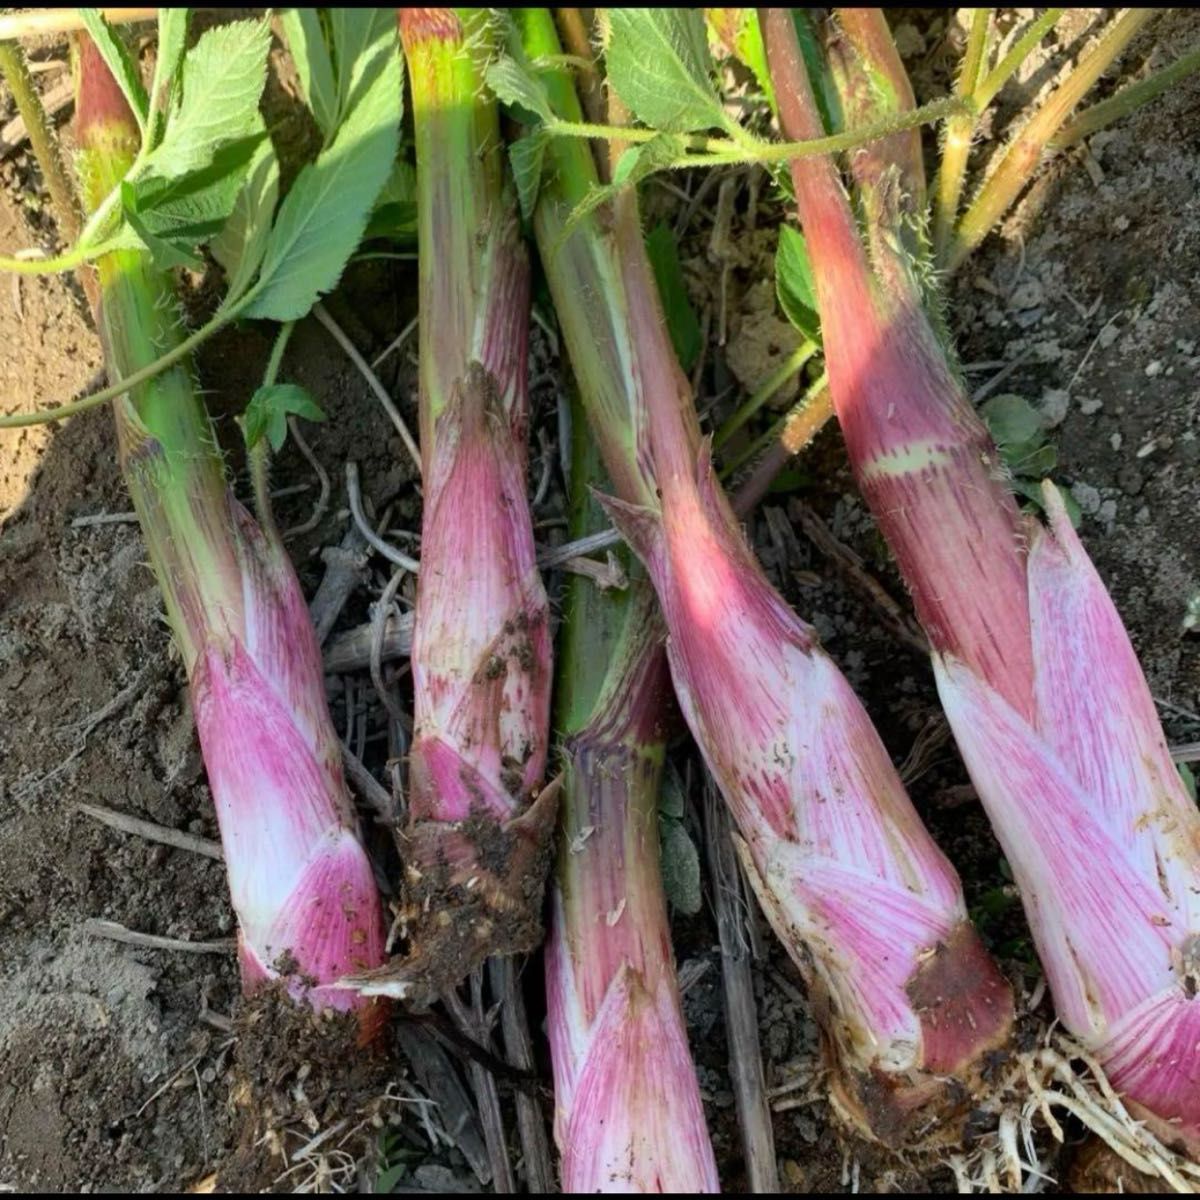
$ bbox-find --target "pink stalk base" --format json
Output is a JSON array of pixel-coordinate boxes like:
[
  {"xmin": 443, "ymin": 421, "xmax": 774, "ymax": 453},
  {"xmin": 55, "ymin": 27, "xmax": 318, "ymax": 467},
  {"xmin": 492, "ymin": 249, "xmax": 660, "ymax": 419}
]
[
  {"xmin": 191, "ymin": 505, "xmax": 386, "ymax": 1018},
  {"xmin": 602, "ymin": 446, "xmax": 1012, "ymax": 1142}
]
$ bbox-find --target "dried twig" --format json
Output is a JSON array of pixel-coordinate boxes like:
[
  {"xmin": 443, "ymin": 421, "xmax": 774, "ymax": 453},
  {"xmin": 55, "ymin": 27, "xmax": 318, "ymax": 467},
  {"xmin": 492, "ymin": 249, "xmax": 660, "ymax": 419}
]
[
  {"xmin": 323, "ymin": 612, "xmax": 413, "ymax": 674},
  {"xmin": 313, "ymin": 303, "xmax": 421, "ymax": 474},
  {"xmin": 0, "ymin": 7, "xmax": 156, "ymax": 41},
  {"xmin": 443, "ymin": 978, "xmax": 515, "ymax": 1194},
  {"xmin": 308, "ymin": 521, "xmax": 370, "ymax": 646},
  {"xmin": 490, "ymin": 957, "xmax": 555, "ymax": 1193},
  {"xmin": 84, "ymin": 919, "xmax": 234, "ymax": 955},
  {"xmin": 704, "ymin": 785, "xmax": 780, "ymax": 1194},
  {"xmin": 283, "ymin": 417, "xmax": 331, "ymax": 539},
  {"xmin": 77, "ymin": 802, "xmax": 222, "ymax": 860},
  {"xmin": 339, "ymin": 743, "xmax": 395, "ymax": 826},
  {"xmin": 346, "ymin": 462, "xmax": 420, "ymax": 573}
]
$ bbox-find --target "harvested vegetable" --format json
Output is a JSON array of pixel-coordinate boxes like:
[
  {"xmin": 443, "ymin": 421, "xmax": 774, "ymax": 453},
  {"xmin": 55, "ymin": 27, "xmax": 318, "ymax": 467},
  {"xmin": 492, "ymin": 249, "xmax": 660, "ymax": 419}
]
[
  {"xmin": 763, "ymin": 6, "xmax": 1200, "ymax": 1153},
  {"xmin": 74, "ymin": 30, "xmax": 386, "ymax": 1026},
  {"xmin": 349, "ymin": 8, "xmax": 554, "ymax": 1001}
]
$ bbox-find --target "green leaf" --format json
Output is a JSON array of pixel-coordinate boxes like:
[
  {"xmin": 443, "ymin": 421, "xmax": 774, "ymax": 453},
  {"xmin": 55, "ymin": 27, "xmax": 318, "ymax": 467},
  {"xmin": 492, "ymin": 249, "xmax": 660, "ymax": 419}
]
[
  {"xmin": 146, "ymin": 19, "xmax": 272, "ymax": 181},
  {"xmin": 120, "ymin": 180, "xmax": 203, "ymax": 269},
  {"xmin": 659, "ymin": 818, "xmax": 701, "ymax": 915},
  {"xmin": 645, "ymin": 222, "xmax": 701, "ymax": 372},
  {"xmin": 242, "ymin": 17, "xmax": 403, "ymax": 321},
  {"xmin": 363, "ymin": 158, "xmax": 416, "ymax": 241},
  {"xmin": 1005, "ymin": 439, "xmax": 1057, "ymax": 478},
  {"xmin": 485, "ymin": 55, "xmax": 555, "ymax": 124},
  {"xmin": 211, "ymin": 137, "xmax": 280, "ymax": 299},
  {"xmin": 776, "ymin": 224, "xmax": 820, "ymax": 341},
  {"xmin": 79, "ymin": 9, "xmax": 149, "ymax": 133},
  {"xmin": 242, "ymin": 383, "xmax": 325, "ymax": 452},
  {"xmin": 659, "ymin": 762, "xmax": 686, "ymax": 821},
  {"xmin": 329, "ymin": 10, "xmax": 391, "ymax": 119},
  {"xmin": 121, "ymin": 134, "xmax": 262, "ymax": 267},
  {"xmin": 148, "ymin": 8, "xmax": 189, "ymax": 143},
  {"xmin": 605, "ymin": 9, "xmax": 726, "ymax": 133},
  {"xmin": 981, "ymin": 393, "xmax": 1042, "ymax": 449},
  {"xmin": 1180, "ymin": 762, "xmax": 1197, "ymax": 805},
  {"xmin": 564, "ymin": 133, "xmax": 688, "ymax": 236},
  {"xmin": 510, "ymin": 132, "xmax": 547, "ymax": 222},
  {"xmin": 280, "ymin": 8, "xmax": 339, "ymax": 138}
]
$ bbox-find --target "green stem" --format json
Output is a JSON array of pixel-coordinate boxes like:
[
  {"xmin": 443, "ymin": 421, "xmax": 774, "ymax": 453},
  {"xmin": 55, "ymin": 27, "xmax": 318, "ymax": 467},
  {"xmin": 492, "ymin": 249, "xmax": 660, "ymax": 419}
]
[
  {"xmin": 974, "ymin": 8, "xmax": 1066, "ymax": 110},
  {"xmin": 0, "ymin": 39, "xmax": 83, "ymax": 244},
  {"xmin": 0, "ymin": 240, "xmax": 118, "ymax": 274},
  {"xmin": 247, "ymin": 321, "xmax": 295, "ymax": 534},
  {"xmin": 932, "ymin": 8, "xmax": 992, "ymax": 260},
  {"xmin": 0, "ymin": 302, "xmax": 237, "ymax": 428},
  {"xmin": 720, "ymin": 371, "xmax": 829, "ymax": 478},
  {"xmin": 947, "ymin": 8, "xmax": 1156, "ymax": 272},
  {"xmin": 1050, "ymin": 45, "xmax": 1200, "ymax": 149},
  {"xmin": 714, "ymin": 340, "xmax": 816, "ymax": 449},
  {"xmin": 548, "ymin": 94, "xmax": 969, "ymax": 167}
]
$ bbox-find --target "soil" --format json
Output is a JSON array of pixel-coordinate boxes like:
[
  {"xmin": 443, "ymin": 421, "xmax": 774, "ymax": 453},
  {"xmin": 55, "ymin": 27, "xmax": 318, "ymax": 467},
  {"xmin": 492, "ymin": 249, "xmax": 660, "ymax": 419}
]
[{"xmin": 2, "ymin": 9, "xmax": 1199, "ymax": 1194}]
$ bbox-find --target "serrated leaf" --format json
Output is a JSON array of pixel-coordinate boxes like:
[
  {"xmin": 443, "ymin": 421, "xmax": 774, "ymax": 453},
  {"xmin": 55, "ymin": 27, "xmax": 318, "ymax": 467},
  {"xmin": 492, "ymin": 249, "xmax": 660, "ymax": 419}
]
[
  {"xmin": 242, "ymin": 18, "xmax": 403, "ymax": 322},
  {"xmin": 280, "ymin": 8, "xmax": 339, "ymax": 138},
  {"xmin": 645, "ymin": 222, "xmax": 701, "ymax": 372},
  {"xmin": 605, "ymin": 9, "xmax": 726, "ymax": 133},
  {"xmin": 563, "ymin": 133, "xmax": 688, "ymax": 237},
  {"xmin": 121, "ymin": 134, "xmax": 261, "ymax": 266},
  {"xmin": 243, "ymin": 383, "xmax": 325, "ymax": 452},
  {"xmin": 485, "ymin": 56, "xmax": 555, "ymax": 124},
  {"xmin": 79, "ymin": 9, "xmax": 149, "ymax": 133},
  {"xmin": 659, "ymin": 818, "xmax": 702, "ymax": 915},
  {"xmin": 148, "ymin": 8, "xmax": 189, "ymax": 143},
  {"xmin": 776, "ymin": 224, "xmax": 820, "ymax": 341},
  {"xmin": 510, "ymin": 133, "xmax": 547, "ymax": 222},
  {"xmin": 120, "ymin": 180, "xmax": 204, "ymax": 269},
  {"xmin": 330, "ymin": 10, "xmax": 394, "ymax": 123},
  {"xmin": 146, "ymin": 19, "xmax": 272, "ymax": 181},
  {"xmin": 211, "ymin": 137, "xmax": 280, "ymax": 298}
]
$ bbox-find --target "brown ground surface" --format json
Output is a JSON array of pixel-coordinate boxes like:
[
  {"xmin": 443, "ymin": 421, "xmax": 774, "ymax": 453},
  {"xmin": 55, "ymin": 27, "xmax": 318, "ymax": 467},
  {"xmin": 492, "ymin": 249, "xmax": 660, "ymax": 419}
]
[{"xmin": 1, "ymin": 9, "xmax": 1198, "ymax": 1193}]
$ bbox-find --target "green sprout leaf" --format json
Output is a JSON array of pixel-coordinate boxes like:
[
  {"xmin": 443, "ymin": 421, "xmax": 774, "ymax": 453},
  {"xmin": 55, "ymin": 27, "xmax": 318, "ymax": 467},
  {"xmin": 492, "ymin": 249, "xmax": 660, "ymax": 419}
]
[
  {"xmin": 243, "ymin": 12, "xmax": 403, "ymax": 322},
  {"xmin": 776, "ymin": 224, "xmax": 821, "ymax": 342},
  {"xmin": 509, "ymin": 132, "xmax": 548, "ymax": 222},
  {"xmin": 982, "ymin": 393, "xmax": 1042, "ymax": 448},
  {"xmin": 280, "ymin": 7, "xmax": 339, "ymax": 139},
  {"xmin": 242, "ymin": 383, "xmax": 325, "ymax": 452},
  {"xmin": 605, "ymin": 8, "xmax": 727, "ymax": 133},
  {"xmin": 211, "ymin": 138, "xmax": 280, "ymax": 300},
  {"xmin": 364, "ymin": 158, "xmax": 417, "ymax": 242},
  {"xmin": 148, "ymin": 8, "xmax": 189, "ymax": 143},
  {"xmin": 121, "ymin": 135, "xmax": 263, "ymax": 270},
  {"xmin": 485, "ymin": 55, "xmax": 555, "ymax": 124},
  {"xmin": 145, "ymin": 19, "xmax": 272, "ymax": 181},
  {"xmin": 79, "ymin": 9, "xmax": 149, "ymax": 134},
  {"xmin": 645, "ymin": 222, "xmax": 701, "ymax": 372}
]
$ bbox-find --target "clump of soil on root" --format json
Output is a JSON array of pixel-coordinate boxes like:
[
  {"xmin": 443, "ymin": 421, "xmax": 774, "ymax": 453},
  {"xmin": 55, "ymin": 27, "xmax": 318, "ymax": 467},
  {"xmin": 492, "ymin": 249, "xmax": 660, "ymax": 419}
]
[{"xmin": 218, "ymin": 987, "xmax": 395, "ymax": 1193}]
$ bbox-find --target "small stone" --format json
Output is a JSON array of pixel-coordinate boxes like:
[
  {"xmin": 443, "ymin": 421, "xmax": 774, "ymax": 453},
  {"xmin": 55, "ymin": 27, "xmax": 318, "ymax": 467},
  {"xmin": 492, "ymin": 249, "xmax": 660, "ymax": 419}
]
[
  {"xmin": 1145, "ymin": 360, "xmax": 1164, "ymax": 377},
  {"xmin": 1098, "ymin": 323, "xmax": 1120, "ymax": 349},
  {"xmin": 1071, "ymin": 482, "xmax": 1102, "ymax": 516},
  {"xmin": 1010, "ymin": 280, "xmax": 1045, "ymax": 310},
  {"xmin": 1109, "ymin": 432, "xmax": 1123, "ymax": 452},
  {"xmin": 1176, "ymin": 339, "xmax": 1196, "ymax": 355},
  {"xmin": 1135, "ymin": 506, "xmax": 1150, "ymax": 524},
  {"xmin": 1113, "ymin": 214, "xmax": 1131, "ymax": 232},
  {"xmin": 1039, "ymin": 388, "xmax": 1070, "ymax": 428},
  {"xmin": 1099, "ymin": 499, "xmax": 1118, "ymax": 527},
  {"xmin": 1079, "ymin": 397, "xmax": 1103, "ymax": 415}
]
